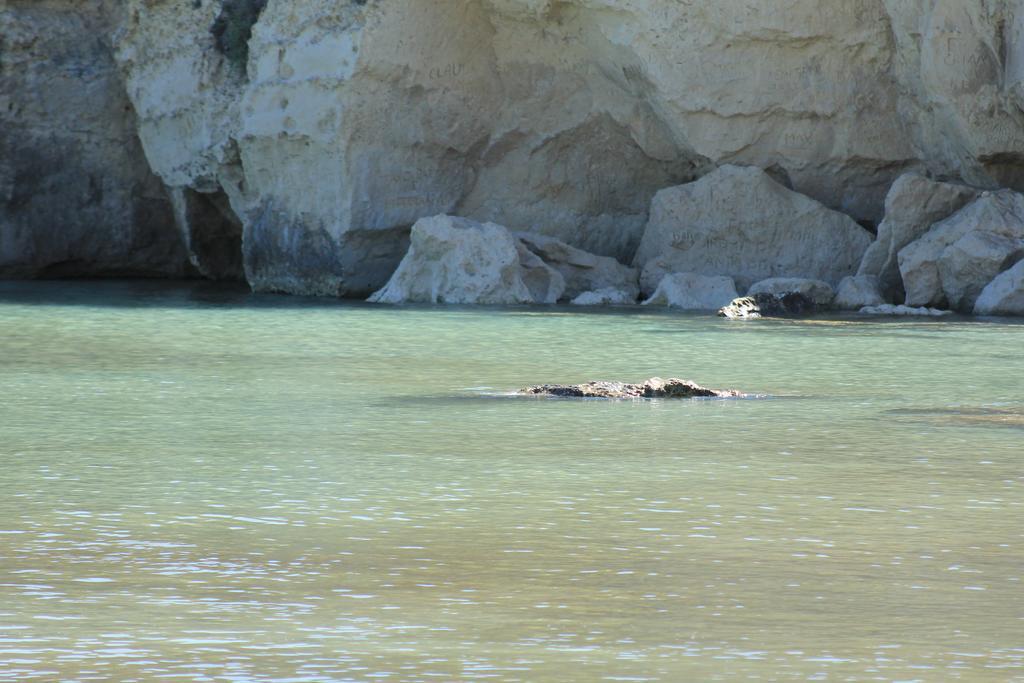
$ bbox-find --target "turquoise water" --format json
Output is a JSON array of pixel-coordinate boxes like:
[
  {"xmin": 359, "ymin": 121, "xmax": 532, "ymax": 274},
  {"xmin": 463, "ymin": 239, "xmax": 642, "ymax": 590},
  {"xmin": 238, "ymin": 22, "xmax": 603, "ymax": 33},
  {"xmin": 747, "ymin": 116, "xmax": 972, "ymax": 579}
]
[{"xmin": 0, "ymin": 281, "xmax": 1022, "ymax": 682}]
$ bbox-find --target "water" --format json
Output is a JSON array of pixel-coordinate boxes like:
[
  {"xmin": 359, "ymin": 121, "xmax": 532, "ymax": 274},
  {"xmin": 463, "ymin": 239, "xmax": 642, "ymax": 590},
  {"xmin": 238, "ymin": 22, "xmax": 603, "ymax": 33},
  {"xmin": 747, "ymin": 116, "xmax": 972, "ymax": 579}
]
[{"xmin": 0, "ymin": 281, "xmax": 1022, "ymax": 682}]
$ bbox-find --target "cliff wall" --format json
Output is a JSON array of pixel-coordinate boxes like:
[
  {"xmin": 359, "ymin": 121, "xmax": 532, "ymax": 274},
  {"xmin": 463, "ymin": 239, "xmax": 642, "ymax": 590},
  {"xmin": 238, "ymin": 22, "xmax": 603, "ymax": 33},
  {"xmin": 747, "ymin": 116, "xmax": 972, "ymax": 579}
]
[{"xmin": 3, "ymin": 0, "xmax": 1023, "ymax": 295}]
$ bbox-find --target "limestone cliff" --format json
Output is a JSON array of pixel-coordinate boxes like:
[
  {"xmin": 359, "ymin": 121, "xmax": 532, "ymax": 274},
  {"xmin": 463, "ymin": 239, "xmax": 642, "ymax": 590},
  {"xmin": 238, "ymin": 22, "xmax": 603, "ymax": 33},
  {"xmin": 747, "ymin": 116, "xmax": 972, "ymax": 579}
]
[{"xmin": 3, "ymin": 0, "xmax": 1024, "ymax": 296}]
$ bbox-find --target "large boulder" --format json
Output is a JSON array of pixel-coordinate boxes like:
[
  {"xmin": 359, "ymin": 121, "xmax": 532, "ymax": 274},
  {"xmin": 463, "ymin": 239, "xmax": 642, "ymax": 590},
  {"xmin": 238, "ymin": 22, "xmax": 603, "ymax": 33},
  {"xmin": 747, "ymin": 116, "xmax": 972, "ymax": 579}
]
[
  {"xmin": 747, "ymin": 278, "xmax": 835, "ymax": 306},
  {"xmin": 834, "ymin": 275, "xmax": 885, "ymax": 310},
  {"xmin": 633, "ymin": 166, "xmax": 873, "ymax": 292},
  {"xmin": 571, "ymin": 288, "xmax": 637, "ymax": 306},
  {"xmin": 516, "ymin": 233, "xmax": 639, "ymax": 302},
  {"xmin": 641, "ymin": 273, "xmax": 739, "ymax": 311},
  {"xmin": 974, "ymin": 260, "xmax": 1024, "ymax": 316},
  {"xmin": 369, "ymin": 215, "xmax": 563, "ymax": 304},
  {"xmin": 857, "ymin": 174, "xmax": 979, "ymax": 302},
  {"xmin": 899, "ymin": 191, "xmax": 1024, "ymax": 311}
]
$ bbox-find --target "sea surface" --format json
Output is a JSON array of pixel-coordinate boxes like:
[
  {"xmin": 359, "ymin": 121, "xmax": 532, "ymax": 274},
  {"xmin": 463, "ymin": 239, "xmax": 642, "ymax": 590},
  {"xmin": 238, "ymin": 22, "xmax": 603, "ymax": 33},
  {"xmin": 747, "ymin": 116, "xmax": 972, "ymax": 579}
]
[{"xmin": 1, "ymin": 281, "xmax": 1022, "ymax": 682}]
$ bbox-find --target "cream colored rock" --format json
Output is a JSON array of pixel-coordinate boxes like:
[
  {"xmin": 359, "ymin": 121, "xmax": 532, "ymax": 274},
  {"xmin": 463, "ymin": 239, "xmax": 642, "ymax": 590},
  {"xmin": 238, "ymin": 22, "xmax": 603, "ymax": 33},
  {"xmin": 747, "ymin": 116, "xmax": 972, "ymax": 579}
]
[
  {"xmin": 857, "ymin": 174, "xmax": 979, "ymax": 302},
  {"xmin": 747, "ymin": 278, "xmax": 835, "ymax": 306},
  {"xmin": 516, "ymin": 233, "xmax": 639, "ymax": 302},
  {"xmin": 369, "ymin": 216, "xmax": 561, "ymax": 305},
  {"xmin": 974, "ymin": 261, "xmax": 1024, "ymax": 316},
  {"xmin": 900, "ymin": 191, "xmax": 1024, "ymax": 310},
  {"xmin": 859, "ymin": 304, "xmax": 953, "ymax": 317},
  {"xmin": 635, "ymin": 166, "xmax": 872, "ymax": 292},
  {"xmin": 571, "ymin": 288, "xmax": 637, "ymax": 306},
  {"xmin": 834, "ymin": 276, "xmax": 886, "ymax": 310},
  {"xmin": 642, "ymin": 273, "xmax": 740, "ymax": 311}
]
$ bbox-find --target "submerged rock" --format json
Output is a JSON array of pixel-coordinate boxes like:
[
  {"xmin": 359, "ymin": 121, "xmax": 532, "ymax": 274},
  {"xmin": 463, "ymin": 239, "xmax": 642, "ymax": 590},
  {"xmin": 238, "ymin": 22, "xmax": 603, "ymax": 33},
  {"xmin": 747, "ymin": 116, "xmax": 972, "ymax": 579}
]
[
  {"xmin": 858, "ymin": 304, "xmax": 953, "ymax": 317},
  {"xmin": 521, "ymin": 377, "xmax": 744, "ymax": 399},
  {"xmin": 718, "ymin": 293, "xmax": 818, "ymax": 320},
  {"xmin": 642, "ymin": 273, "xmax": 739, "ymax": 311}
]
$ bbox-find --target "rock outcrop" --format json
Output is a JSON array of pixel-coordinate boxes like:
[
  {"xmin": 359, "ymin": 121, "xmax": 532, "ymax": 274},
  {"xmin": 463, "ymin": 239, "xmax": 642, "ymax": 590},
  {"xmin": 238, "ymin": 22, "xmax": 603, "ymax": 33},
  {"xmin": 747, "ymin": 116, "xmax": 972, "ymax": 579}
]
[
  {"xmin": 570, "ymin": 288, "xmax": 637, "ymax": 306},
  {"xmin": 5, "ymin": 0, "xmax": 1024, "ymax": 305},
  {"xmin": 857, "ymin": 174, "xmax": 980, "ymax": 302},
  {"xmin": 521, "ymin": 377, "xmax": 744, "ymax": 399},
  {"xmin": 974, "ymin": 260, "xmax": 1024, "ymax": 316},
  {"xmin": 641, "ymin": 273, "xmax": 739, "ymax": 311},
  {"xmin": 899, "ymin": 191, "xmax": 1024, "ymax": 311},
  {"xmin": 718, "ymin": 293, "xmax": 818, "ymax": 320},
  {"xmin": 634, "ymin": 167, "xmax": 873, "ymax": 292},
  {"xmin": 834, "ymin": 275, "xmax": 886, "ymax": 310},
  {"xmin": 369, "ymin": 215, "xmax": 562, "ymax": 304}
]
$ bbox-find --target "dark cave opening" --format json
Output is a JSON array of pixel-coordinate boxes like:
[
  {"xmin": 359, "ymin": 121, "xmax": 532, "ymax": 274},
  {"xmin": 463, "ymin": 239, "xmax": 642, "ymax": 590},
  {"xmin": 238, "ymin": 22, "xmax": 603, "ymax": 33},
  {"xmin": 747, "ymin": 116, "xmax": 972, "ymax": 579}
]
[{"xmin": 182, "ymin": 188, "xmax": 245, "ymax": 282}]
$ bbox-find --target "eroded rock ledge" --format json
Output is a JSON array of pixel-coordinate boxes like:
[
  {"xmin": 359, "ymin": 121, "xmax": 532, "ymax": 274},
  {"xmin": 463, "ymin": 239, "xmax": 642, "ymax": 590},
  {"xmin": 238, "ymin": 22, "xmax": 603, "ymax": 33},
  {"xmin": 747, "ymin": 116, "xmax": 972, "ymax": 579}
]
[{"xmin": 521, "ymin": 378, "xmax": 745, "ymax": 399}]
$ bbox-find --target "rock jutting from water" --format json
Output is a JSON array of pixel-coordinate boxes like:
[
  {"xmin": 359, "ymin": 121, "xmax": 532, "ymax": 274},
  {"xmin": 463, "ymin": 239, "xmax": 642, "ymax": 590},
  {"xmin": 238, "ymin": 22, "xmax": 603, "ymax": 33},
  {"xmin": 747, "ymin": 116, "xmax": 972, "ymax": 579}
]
[
  {"xmin": 718, "ymin": 293, "xmax": 819, "ymax": 320},
  {"xmin": 520, "ymin": 378, "xmax": 745, "ymax": 399}
]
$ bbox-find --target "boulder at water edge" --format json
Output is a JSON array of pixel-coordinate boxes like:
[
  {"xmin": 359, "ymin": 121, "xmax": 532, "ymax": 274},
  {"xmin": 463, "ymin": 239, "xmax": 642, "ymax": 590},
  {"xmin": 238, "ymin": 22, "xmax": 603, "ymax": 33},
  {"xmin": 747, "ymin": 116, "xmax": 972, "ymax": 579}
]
[
  {"xmin": 641, "ymin": 273, "xmax": 740, "ymax": 311},
  {"xmin": 516, "ymin": 233, "xmax": 639, "ymax": 302},
  {"xmin": 571, "ymin": 288, "xmax": 637, "ymax": 306},
  {"xmin": 633, "ymin": 166, "xmax": 873, "ymax": 292},
  {"xmin": 974, "ymin": 260, "xmax": 1024, "ymax": 316},
  {"xmin": 370, "ymin": 216, "xmax": 564, "ymax": 304},
  {"xmin": 747, "ymin": 278, "xmax": 835, "ymax": 306},
  {"xmin": 858, "ymin": 174, "xmax": 979, "ymax": 302},
  {"xmin": 859, "ymin": 304, "xmax": 953, "ymax": 317},
  {"xmin": 833, "ymin": 275, "xmax": 886, "ymax": 310},
  {"xmin": 899, "ymin": 191, "xmax": 1024, "ymax": 311}
]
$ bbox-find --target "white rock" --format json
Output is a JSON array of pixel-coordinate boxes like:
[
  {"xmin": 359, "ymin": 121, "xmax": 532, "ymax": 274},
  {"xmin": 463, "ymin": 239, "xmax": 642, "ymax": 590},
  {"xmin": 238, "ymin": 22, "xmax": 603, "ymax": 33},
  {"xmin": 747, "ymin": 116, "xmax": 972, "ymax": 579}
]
[
  {"xmin": 834, "ymin": 275, "xmax": 885, "ymax": 310},
  {"xmin": 516, "ymin": 233, "xmax": 639, "ymax": 302},
  {"xmin": 570, "ymin": 288, "xmax": 637, "ymax": 306},
  {"xmin": 641, "ymin": 273, "xmax": 740, "ymax": 311},
  {"xmin": 857, "ymin": 174, "xmax": 979, "ymax": 302},
  {"xmin": 369, "ymin": 215, "xmax": 562, "ymax": 304},
  {"xmin": 974, "ymin": 260, "xmax": 1024, "ymax": 316},
  {"xmin": 859, "ymin": 304, "xmax": 953, "ymax": 317},
  {"xmin": 747, "ymin": 278, "xmax": 835, "ymax": 306},
  {"xmin": 899, "ymin": 191, "xmax": 1024, "ymax": 311},
  {"xmin": 634, "ymin": 166, "xmax": 872, "ymax": 293}
]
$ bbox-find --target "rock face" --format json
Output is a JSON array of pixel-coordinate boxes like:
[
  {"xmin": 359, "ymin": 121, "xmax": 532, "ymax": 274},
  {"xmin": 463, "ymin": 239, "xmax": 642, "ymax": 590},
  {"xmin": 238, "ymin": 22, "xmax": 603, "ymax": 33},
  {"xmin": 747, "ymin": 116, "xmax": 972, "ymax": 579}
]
[
  {"xmin": 634, "ymin": 167, "xmax": 873, "ymax": 292},
  {"xmin": 0, "ymin": 1, "xmax": 189, "ymax": 278},
  {"xmin": 521, "ymin": 377, "xmax": 744, "ymax": 399},
  {"xmin": 6, "ymin": 1, "xmax": 1024, "ymax": 301},
  {"xmin": 642, "ymin": 273, "xmax": 739, "ymax": 311},
  {"xmin": 747, "ymin": 278, "xmax": 835, "ymax": 306},
  {"xmin": 718, "ymin": 293, "xmax": 818, "ymax": 320},
  {"xmin": 369, "ymin": 215, "xmax": 562, "ymax": 304},
  {"xmin": 834, "ymin": 276, "xmax": 886, "ymax": 310},
  {"xmin": 516, "ymin": 233, "xmax": 639, "ymax": 302},
  {"xmin": 899, "ymin": 191, "xmax": 1024, "ymax": 311},
  {"xmin": 857, "ymin": 174, "xmax": 980, "ymax": 302},
  {"xmin": 974, "ymin": 260, "xmax": 1024, "ymax": 316}
]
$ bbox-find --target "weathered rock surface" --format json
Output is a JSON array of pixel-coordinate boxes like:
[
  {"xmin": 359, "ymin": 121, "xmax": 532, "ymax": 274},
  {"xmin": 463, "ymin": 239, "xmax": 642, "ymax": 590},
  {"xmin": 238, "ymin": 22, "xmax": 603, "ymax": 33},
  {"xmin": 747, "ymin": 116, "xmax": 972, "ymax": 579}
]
[
  {"xmin": 570, "ymin": 288, "xmax": 637, "ymax": 306},
  {"xmin": 859, "ymin": 304, "xmax": 953, "ymax": 317},
  {"xmin": 642, "ymin": 273, "xmax": 739, "ymax": 311},
  {"xmin": 521, "ymin": 377, "xmax": 744, "ymax": 399},
  {"xmin": 0, "ymin": 1, "xmax": 189, "ymax": 278},
  {"xmin": 718, "ymin": 293, "xmax": 818, "ymax": 320},
  {"xmin": 634, "ymin": 167, "xmax": 873, "ymax": 292},
  {"xmin": 857, "ymin": 174, "xmax": 980, "ymax": 302},
  {"xmin": 747, "ymin": 278, "xmax": 835, "ymax": 306},
  {"xmin": 900, "ymin": 191, "xmax": 1024, "ymax": 311},
  {"xmin": 834, "ymin": 275, "xmax": 886, "ymax": 310},
  {"xmin": 7, "ymin": 0, "xmax": 1024, "ymax": 301},
  {"xmin": 974, "ymin": 260, "xmax": 1024, "ymax": 316},
  {"xmin": 516, "ymin": 233, "xmax": 639, "ymax": 302},
  {"xmin": 369, "ymin": 215, "xmax": 562, "ymax": 304}
]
